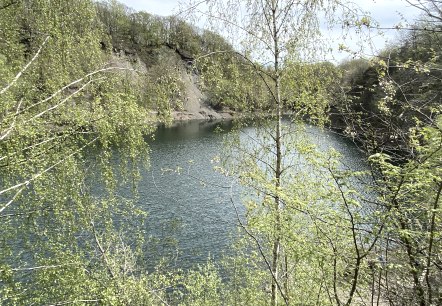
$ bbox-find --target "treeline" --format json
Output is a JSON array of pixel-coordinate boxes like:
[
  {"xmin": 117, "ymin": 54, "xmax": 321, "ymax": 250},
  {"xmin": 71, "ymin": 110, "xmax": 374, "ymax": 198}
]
[{"xmin": 95, "ymin": 0, "xmax": 208, "ymax": 64}]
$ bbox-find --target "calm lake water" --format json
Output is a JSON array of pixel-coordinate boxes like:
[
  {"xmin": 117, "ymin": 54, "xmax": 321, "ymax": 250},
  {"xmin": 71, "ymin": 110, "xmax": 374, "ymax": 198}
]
[
  {"xmin": 139, "ymin": 120, "xmax": 241, "ymax": 270},
  {"xmin": 137, "ymin": 120, "xmax": 367, "ymax": 270}
]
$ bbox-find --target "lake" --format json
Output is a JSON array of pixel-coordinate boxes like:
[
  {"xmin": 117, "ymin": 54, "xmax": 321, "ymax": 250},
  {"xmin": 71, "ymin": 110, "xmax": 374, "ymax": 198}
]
[{"xmin": 137, "ymin": 119, "xmax": 367, "ymax": 270}]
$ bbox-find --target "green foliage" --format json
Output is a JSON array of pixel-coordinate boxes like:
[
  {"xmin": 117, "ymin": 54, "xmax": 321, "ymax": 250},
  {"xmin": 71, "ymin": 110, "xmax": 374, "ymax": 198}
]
[
  {"xmin": 218, "ymin": 121, "xmax": 381, "ymax": 305},
  {"xmin": 0, "ymin": 0, "xmax": 160, "ymax": 304},
  {"xmin": 179, "ymin": 262, "xmax": 223, "ymax": 306},
  {"xmin": 283, "ymin": 61, "xmax": 342, "ymax": 124},
  {"xmin": 95, "ymin": 0, "xmax": 266, "ymax": 113},
  {"xmin": 339, "ymin": 58, "xmax": 371, "ymax": 87},
  {"xmin": 142, "ymin": 48, "xmax": 186, "ymax": 122},
  {"xmin": 166, "ymin": 16, "xmax": 202, "ymax": 56},
  {"xmin": 186, "ymin": 0, "xmax": 377, "ymax": 304},
  {"xmin": 3, "ymin": 0, "xmax": 441, "ymax": 305},
  {"xmin": 332, "ymin": 3, "xmax": 442, "ymax": 304},
  {"xmin": 96, "ymin": 0, "xmax": 136, "ymax": 50},
  {"xmin": 368, "ymin": 119, "xmax": 442, "ymax": 304},
  {"xmin": 335, "ymin": 14, "xmax": 442, "ymax": 160},
  {"xmin": 197, "ymin": 54, "xmax": 271, "ymax": 111}
]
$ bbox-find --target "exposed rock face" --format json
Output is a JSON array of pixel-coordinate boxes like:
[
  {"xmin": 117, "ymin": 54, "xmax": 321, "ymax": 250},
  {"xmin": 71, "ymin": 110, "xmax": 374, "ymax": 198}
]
[
  {"xmin": 111, "ymin": 47, "xmax": 234, "ymax": 122},
  {"xmin": 173, "ymin": 71, "xmax": 234, "ymax": 121}
]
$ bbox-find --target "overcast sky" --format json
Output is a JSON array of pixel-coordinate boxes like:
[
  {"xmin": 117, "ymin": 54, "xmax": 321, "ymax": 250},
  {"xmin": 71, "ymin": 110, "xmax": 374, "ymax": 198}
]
[{"xmin": 118, "ymin": 0, "xmax": 423, "ymax": 61}]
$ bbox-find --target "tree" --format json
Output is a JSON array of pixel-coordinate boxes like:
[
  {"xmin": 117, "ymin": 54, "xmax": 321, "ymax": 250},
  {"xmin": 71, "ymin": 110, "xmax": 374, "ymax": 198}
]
[
  {"xmin": 407, "ymin": 0, "xmax": 442, "ymax": 24},
  {"xmin": 0, "ymin": 1, "xmax": 167, "ymax": 304},
  {"xmin": 184, "ymin": 1, "xmax": 374, "ymax": 305},
  {"xmin": 332, "ymin": 1, "xmax": 442, "ymax": 304}
]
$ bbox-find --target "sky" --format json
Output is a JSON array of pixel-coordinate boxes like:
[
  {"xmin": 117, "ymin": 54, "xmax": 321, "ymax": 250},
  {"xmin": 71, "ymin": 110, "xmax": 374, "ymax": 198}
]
[
  {"xmin": 120, "ymin": 0, "xmax": 179, "ymax": 16},
  {"xmin": 119, "ymin": 0, "xmax": 424, "ymax": 61}
]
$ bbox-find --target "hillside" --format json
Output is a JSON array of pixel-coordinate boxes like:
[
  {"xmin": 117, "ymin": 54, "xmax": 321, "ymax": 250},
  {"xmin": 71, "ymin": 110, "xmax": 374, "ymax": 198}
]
[
  {"xmin": 2, "ymin": 1, "xmax": 442, "ymax": 305},
  {"xmin": 95, "ymin": 0, "xmax": 259, "ymax": 121},
  {"xmin": 110, "ymin": 44, "xmax": 234, "ymax": 121},
  {"xmin": 332, "ymin": 26, "xmax": 442, "ymax": 161}
]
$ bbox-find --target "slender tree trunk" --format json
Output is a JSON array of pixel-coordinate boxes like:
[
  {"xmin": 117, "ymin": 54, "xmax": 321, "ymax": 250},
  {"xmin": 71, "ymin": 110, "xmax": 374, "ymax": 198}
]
[
  {"xmin": 271, "ymin": 79, "xmax": 283, "ymax": 303},
  {"xmin": 424, "ymin": 182, "xmax": 442, "ymax": 305},
  {"xmin": 271, "ymin": 64, "xmax": 283, "ymax": 306},
  {"xmin": 271, "ymin": 229, "xmax": 281, "ymax": 306},
  {"xmin": 400, "ymin": 216, "xmax": 426, "ymax": 306},
  {"xmin": 271, "ymin": 100, "xmax": 282, "ymax": 305},
  {"xmin": 271, "ymin": 1, "xmax": 283, "ymax": 304},
  {"xmin": 284, "ymin": 253, "xmax": 289, "ymax": 304}
]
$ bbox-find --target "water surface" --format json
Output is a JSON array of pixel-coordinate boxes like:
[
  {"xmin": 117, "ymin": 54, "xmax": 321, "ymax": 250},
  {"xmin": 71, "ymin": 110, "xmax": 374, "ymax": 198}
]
[{"xmin": 138, "ymin": 120, "xmax": 367, "ymax": 270}]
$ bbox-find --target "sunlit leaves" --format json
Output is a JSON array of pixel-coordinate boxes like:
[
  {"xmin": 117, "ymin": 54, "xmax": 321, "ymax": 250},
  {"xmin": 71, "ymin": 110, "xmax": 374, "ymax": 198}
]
[{"xmin": 0, "ymin": 1, "xmax": 155, "ymax": 303}]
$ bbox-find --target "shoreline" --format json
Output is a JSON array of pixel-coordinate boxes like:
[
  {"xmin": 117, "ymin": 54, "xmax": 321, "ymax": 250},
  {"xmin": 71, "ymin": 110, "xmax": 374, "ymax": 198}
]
[{"xmin": 171, "ymin": 109, "xmax": 235, "ymax": 121}]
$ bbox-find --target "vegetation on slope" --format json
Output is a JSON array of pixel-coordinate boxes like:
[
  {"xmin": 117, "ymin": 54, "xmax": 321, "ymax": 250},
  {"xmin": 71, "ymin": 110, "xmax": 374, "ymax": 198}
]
[
  {"xmin": 330, "ymin": 3, "xmax": 442, "ymax": 304},
  {"xmin": 1, "ymin": 0, "xmax": 442, "ymax": 305},
  {"xmin": 335, "ymin": 18, "xmax": 442, "ymax": 160},
  {"xmin": 94, "ymin": 0, "xmax": 271, "ymax": 113}
]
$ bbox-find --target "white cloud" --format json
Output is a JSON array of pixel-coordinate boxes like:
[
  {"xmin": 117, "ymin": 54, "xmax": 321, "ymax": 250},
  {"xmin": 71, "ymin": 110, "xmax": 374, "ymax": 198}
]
[{"xmin": 361, "ymin": 0, "xmax": 418, "ymax": 25}]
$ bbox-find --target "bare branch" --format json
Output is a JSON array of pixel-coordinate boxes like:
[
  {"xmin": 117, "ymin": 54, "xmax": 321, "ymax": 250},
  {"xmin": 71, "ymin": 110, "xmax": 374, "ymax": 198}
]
[
  {"xmin": 0, "ymin": 137, "xmax": 98, "ymax": 202},
  {"xmin": 11, "ymin": 263, "xmax": 78, "ymax": 272},
  {"xmin": 0, "ymin": 36, "xmax": 50, "ymax": 95},
  {"xmin": 0, "ymin": 98, "xmax": 22, "ymax": 141},
  {"xmin": 91, "ymin": 221, "xmax": 115, "ymax": 279},
  {"xmin": 174, "ymin": 0, "xmax": 207, "ymax": 17},
  {"xmin": 0, "ymin": 185, "xmax": 25, "ymax": 214},
  {"xmin": 20, "ymin": 66, "xmax": 138, "ymax": 115},
  {"xmin": 45, "ymin": 299, "xmax": 102, "ymax": 306}
]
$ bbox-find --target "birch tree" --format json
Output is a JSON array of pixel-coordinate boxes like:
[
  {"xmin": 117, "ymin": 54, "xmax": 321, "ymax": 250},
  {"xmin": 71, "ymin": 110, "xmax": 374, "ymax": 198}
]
[{"xmin": 183, "ymin": 1, "xmax": 377, "ymax": 305}]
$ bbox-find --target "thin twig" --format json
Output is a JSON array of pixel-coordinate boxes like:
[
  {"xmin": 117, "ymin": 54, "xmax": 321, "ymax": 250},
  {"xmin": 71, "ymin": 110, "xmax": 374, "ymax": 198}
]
[
  {"xmin": 0, "ymin": 137, "xmax": 98, "ymax": 197},
  {"xmin": 0, "ymin": 36, "xmax": 50, "ymax": 95},
  {"xmin": 228, "ymin": 181, "xmax": 289, "ymax": 306}
]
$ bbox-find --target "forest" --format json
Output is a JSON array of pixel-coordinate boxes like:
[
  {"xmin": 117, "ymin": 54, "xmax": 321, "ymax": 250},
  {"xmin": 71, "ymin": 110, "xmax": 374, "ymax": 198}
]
[{"xmin": 1, "ymin": 0, "xmax": 441, "ymax": 305}]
